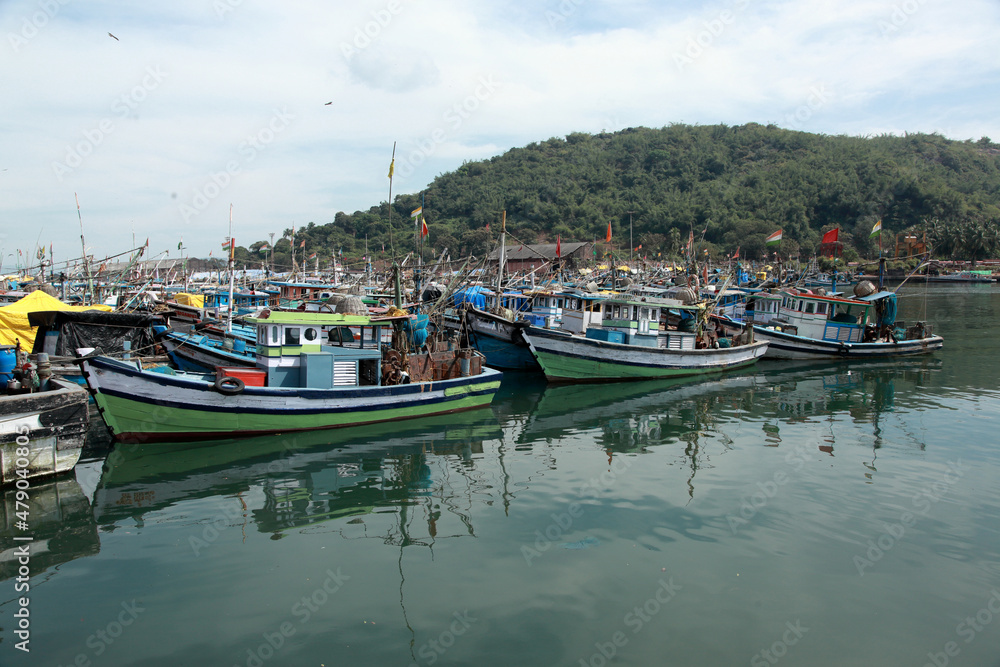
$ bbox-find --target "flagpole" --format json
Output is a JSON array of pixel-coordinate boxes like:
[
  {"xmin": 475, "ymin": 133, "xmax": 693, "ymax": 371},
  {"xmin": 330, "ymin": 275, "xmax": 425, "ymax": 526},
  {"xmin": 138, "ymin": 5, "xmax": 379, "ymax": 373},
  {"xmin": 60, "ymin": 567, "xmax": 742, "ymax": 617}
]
[{"xmin": 387, "ymin": 142, "xmax": 396, "ymax": 259}]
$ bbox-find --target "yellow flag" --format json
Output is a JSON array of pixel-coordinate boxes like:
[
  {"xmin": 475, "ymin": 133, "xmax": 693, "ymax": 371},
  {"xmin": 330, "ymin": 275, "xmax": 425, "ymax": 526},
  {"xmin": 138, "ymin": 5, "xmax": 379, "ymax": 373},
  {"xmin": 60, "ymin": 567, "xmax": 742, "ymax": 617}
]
[{"xmin": 387, "ymin": 159, "xmax": 395, "ymax": 179}]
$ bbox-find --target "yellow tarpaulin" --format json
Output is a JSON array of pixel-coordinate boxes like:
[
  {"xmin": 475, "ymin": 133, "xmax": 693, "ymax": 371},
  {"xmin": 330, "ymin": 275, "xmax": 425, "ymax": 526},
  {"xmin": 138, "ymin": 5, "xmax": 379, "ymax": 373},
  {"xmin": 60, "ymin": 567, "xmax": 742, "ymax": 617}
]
[
  {"xmin": 0, "ymin": 290, "xmax": 112, "ymax": 348},
  {"xmin": 173, "ymin": 292, "xmax": 205, "ymax": 308}
]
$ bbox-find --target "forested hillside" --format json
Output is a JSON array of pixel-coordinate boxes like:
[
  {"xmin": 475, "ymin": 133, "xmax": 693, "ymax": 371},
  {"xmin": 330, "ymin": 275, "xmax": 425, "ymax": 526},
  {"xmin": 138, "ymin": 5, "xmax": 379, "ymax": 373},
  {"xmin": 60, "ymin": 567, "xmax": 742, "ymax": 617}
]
[{"xmin": 237, "ymin": 123, "xmax": 1000, "ymax": 269}]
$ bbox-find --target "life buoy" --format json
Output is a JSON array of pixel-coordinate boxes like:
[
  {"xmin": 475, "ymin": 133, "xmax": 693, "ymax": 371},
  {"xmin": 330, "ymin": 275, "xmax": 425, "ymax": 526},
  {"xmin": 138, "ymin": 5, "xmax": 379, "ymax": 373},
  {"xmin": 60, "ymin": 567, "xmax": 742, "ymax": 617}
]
[{"xmin": 214, "ymin": 375, "xmax": 245, "ymax": 395}]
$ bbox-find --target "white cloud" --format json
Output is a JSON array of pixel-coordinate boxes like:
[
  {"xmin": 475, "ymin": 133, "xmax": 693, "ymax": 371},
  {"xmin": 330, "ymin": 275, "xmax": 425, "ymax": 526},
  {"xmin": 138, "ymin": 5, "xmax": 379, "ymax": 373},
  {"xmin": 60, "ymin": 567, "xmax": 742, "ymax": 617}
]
[{"xmin": 1, "ymin": 0, "xmax": 998, "ymax": 266}]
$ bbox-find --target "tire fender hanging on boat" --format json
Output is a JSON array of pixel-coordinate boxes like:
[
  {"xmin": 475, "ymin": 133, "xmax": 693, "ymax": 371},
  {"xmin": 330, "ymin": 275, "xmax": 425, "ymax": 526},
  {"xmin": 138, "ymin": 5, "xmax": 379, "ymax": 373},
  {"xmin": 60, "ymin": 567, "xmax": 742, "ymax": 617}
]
[{"xmin": 214, "ymin": 375, "xmax": 245, "ymax": 395}]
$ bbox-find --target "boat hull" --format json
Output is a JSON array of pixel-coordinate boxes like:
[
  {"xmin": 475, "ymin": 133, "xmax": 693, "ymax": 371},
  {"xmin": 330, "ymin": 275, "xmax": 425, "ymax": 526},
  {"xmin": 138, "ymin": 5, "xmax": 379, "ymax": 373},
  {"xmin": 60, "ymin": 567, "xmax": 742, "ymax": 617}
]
[
  {"xmin": 80, "ymin": 356, "xmax": 502, "ymax": 443},
  {"xmin": 442, "ymin": 308, "xmax": 540, "ymax": 371},
  {"xmin": 714, "ymin": 319, "xmax": 945, "ymax": 360},
  {"xmin": 0, "ymin": 377, "xmax": 90, "ymax": 485},
  {"xmin": 521, "ymin": 327, "xmax": 768, "ymax": 383}
]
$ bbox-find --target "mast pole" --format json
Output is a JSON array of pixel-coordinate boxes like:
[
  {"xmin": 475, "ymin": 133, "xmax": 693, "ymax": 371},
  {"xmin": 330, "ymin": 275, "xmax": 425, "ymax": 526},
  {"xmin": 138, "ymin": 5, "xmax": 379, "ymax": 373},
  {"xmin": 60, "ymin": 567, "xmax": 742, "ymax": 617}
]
[{"xmin": 227, "ymin": 204, "xmax": 235, "ymax": 334}]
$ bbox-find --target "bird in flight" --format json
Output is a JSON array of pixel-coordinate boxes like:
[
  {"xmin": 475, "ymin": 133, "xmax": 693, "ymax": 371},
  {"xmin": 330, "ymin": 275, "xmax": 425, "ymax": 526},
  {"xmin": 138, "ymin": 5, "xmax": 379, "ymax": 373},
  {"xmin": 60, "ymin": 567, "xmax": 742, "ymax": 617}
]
[
  {"xmin": 324, "ymin": 101, "xmax": 332, "ymax": 105},
  {"xmin": 108, "ymin": 32, "xmax": 119, "ymax": 41}
]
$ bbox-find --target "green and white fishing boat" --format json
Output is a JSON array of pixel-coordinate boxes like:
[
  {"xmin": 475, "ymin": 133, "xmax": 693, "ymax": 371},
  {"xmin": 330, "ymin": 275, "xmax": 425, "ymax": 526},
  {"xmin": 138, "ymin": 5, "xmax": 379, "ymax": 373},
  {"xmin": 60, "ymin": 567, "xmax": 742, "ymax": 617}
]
[
  {"xmin": 521, "ymin": 295, "xmax": 767, "ymax": 383},
  {"xmin": 79, "ymin": 309, "xmax": 501, "ymax": 443}
]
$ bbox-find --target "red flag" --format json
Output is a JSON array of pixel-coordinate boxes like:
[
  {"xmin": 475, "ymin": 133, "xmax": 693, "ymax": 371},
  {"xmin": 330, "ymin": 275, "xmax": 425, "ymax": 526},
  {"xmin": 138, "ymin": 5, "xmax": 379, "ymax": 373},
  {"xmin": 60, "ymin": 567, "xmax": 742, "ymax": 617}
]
[
  {"xmin": 822, "ymin": 228, "xmax": 839, "ymax": 244},
  {"xmin": 421, "ymin": 219, "xmax": 428, "ymax": 237},
  {"xmin": 634, "ymin": 244, "xmax": 642, "ymax": 251},
  {"xmin": 605, "ymin": 221, "xmax": 612, "ymax": 243},
  {"xmin": 486, "ymin": 221, "xmax": 490, "ymax": 231},
  {"xmin": 556, "ymin": 235, "xmax": 561, "ymax": 258},
  {"xmin": 732, "ymin": 246, "xmax": 740, "ymax": 259},
  {"xmin": 300, "ymin": 240, "xmax": 306, "ymax": 248}
]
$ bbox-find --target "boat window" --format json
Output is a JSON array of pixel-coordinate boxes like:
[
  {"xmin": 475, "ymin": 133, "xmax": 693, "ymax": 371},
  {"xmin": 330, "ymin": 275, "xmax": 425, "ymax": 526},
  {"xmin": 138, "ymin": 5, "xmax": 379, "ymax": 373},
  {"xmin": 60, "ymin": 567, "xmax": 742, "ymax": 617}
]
[
  {"xmin": 805, "ymin": 302, "xmax": 815, "ymax": 314},
  {"xmin": 304, "ymin": 328, "xmax": 318, "ymax": 342},
  {"xmin": 271, "ymin": 326, "xmax": 279, "ymax": 344},
  {"xmin": 651, "ymin": 309, "xmax": 658, "ymax": 320},
  {"xmin": 613, "ymin": 305, "xmax": 621, "ymax": 319},
  {"xmin": 285, "ymin": 327, "xmax": 301, "ymax": 345},
  {"xmin": 817, "ymin": 303, "xmax": 827, "ymax": 314},
  {"xmin": 557, "ymin": 299, "xmax": 564, "ymax": 308},
  {"xmin": 640, "ymin": 307, "xmax": 649, "ymax": 320}
]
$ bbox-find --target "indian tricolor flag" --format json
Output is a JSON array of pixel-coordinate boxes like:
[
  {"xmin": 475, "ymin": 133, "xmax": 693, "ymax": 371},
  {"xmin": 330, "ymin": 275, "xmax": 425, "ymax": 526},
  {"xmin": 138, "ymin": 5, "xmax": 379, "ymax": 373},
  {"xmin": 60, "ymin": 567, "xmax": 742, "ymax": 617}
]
[
  {"xmin": 870, "ymin": 220, "xmax": 882, "ymax": 238},
  {"xmin": 411, "ymin": 206, "xmax": 422, "ymax": 221},
  {"xmin": 765, "ymin": 229, "xmax": 782, "ymax": 246}
]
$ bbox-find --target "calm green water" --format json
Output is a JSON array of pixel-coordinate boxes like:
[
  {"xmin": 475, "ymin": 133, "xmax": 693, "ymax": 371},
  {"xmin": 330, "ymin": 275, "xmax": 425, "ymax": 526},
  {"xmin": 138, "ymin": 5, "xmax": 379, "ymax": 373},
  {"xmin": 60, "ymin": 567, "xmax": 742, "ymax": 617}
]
[{"xmin": 3, "ymin": 284, "xmax": 1000, "ymax": 666}]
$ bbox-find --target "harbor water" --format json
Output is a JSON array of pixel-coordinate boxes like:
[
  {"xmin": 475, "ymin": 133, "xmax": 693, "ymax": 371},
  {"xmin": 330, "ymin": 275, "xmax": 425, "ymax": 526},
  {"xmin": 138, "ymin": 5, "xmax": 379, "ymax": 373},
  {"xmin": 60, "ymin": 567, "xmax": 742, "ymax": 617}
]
[{"xmin": 2, "ymin": 283, "xmax": 999, "ymax": 666}]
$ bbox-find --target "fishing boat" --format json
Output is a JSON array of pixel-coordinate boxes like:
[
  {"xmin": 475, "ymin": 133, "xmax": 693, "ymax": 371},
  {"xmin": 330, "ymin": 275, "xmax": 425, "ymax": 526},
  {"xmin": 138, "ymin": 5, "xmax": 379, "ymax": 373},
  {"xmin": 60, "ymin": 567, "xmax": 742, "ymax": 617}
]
[
  {"xmin": 1, "ymin": 350, "xmax": 90, "ymax": 485},
  {"xmin": 79, "ymin": 309, "xmax": 501, "ymax": 443},
  {"xmin": 521, "ymin": 294, "xmax": 768, "ymax": 383},
  {"xmin": 715, "ymin": 283, "xmax": 943, "ymax": 360}
]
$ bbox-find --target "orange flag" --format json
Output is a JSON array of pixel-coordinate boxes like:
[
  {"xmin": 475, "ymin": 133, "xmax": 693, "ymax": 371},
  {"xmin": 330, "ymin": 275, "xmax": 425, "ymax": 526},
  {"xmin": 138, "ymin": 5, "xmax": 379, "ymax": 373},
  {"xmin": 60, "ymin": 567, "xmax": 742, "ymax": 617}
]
[{"xmin": 605, "ymin": 221, "xmax": 612, "ymax": 243}]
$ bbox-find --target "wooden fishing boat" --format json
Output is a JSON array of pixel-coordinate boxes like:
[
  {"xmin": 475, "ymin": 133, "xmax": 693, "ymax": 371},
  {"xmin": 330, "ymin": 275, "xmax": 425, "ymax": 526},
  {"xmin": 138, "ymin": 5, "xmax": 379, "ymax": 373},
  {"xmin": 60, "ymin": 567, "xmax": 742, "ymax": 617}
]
[
  {"xmin": 714, "ymin": 284, "xmax": 943, "ymax": 360},
  {"xmin": 1, "ymin": 357, "xmax": 89, "ymax": 485},
  {"xmin": 521, "ymin": 295, "xmax": 767, "ymax": 383},
  {"xmin": 79, "ymin": 309, "xmax": 501, "ymax": 443}
]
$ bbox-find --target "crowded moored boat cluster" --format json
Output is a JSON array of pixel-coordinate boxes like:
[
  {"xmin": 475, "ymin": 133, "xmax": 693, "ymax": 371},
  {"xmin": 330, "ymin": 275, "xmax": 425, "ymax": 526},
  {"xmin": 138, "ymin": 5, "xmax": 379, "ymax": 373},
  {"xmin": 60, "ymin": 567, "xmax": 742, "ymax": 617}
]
[{"xmin": 0, "ymin": 216, "xmax": 964, "ymax": 485}]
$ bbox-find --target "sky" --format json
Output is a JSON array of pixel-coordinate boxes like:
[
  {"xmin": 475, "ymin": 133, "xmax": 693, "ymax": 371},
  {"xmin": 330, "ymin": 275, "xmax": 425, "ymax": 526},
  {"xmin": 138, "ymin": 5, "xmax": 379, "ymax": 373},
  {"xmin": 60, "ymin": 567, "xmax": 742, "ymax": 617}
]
[{"xmin": 2, "ymin": 0, "xmax": 999, "ymax": 271}]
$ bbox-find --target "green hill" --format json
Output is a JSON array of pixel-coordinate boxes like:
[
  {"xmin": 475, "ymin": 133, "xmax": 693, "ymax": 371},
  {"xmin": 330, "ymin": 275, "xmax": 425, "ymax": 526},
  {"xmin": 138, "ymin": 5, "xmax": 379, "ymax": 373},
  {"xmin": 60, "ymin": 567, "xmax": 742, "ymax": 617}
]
[{"xmin": 239, "ymin": 123, "xmax": 1000, "ymax": 270}]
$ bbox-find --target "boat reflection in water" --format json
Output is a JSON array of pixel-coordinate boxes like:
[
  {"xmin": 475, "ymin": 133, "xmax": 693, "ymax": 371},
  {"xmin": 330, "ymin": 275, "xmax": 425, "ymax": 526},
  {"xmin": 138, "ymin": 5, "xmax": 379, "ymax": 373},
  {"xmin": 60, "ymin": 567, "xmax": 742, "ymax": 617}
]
[
  {"xmin": 0, "ymin": 476, "xmax": 99, "ymax": 581},
  {"xmin": 94, "ymin": 408, "xmax": 504, "ymax": 542}
]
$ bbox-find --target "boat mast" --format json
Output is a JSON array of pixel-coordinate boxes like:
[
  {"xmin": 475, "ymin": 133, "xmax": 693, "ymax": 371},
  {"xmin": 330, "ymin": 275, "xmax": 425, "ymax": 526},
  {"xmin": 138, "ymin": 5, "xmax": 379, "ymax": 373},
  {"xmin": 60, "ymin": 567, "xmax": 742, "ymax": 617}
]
[
  {"xmin": 227, "ymin": 204, "xmax": 235, "ymax": 334},
  {"xmin": 496, "ymin": 210, "xmax": 506, "ymax": 301},
  {"xmin": 75, "ymin": 193, "xmax": 93, "ymax": 305}
]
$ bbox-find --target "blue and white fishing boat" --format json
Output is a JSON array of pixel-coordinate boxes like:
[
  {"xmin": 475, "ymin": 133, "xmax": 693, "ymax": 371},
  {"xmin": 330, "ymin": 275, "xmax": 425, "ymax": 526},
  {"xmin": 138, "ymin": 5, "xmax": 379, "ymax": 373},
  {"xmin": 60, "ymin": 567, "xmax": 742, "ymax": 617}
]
[{"xmin": 715, "ymin": 283, "xmax": 943, "ymax": 360}]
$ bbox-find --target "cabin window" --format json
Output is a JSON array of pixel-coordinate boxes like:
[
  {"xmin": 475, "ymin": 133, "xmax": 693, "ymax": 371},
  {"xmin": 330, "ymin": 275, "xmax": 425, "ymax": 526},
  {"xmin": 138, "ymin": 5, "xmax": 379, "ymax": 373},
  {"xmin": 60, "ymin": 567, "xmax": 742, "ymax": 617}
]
[
  {"xmin": 613, "ymin": 305, "xmax": 621, "ymax": 319},
  {"xmin": 284, "ymin": 327, "xmax": 301, "ymax": 345},
  {"xmin": 805, "ymin": 302, "xmax": 815, "ymax": 314},
  {"xmin": 817, "ymin": 303, "xmax": 827, "ymax": 314},
  {"xmin": 651, "ymin": 309, "xmax": 658, "ymax": 320},
  {"xmin": 304, "ymin": 327, "xmax": 318, "ymax": 342},
  {"xmin": 270, "ymin": 326, "xmax": 279, "ymax": 344},
  {"xmin": 640, "ymin": 307, "xmax": 649, "ymax": 320}
]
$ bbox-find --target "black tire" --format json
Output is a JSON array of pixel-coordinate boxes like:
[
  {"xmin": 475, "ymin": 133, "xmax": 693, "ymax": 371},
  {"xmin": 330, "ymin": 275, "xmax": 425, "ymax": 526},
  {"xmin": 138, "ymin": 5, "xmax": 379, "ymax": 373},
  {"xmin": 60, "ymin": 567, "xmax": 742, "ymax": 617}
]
[
  {"xmin": 214, "ymin": 375, "xmax": 245, "ymax": 395},
  {"xmin": 838, "ymin": 343, "xmax": 849, "ymax": 357}
]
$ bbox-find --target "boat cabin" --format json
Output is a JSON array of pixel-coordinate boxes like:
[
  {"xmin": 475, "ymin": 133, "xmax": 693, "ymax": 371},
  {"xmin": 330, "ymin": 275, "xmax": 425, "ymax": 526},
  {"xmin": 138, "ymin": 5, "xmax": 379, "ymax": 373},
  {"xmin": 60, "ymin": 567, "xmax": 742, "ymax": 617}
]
[
  {"xmin": 524, "ymin": 291, "xmax": 564, "ymax": 327},
  {"xmin": 249, "ymin": 311, "xmax": 386, "ymax": 388},
  {"xmin": 588, "ymin": 297, "xmax": 699, "ymax": 350},
  {"xmin": 773, "ymin": 289, "xmax": 894, "ymax": 342},
  {"xmin": 560, "ymin": 292, "xmax": 605, "ymax": 334}
]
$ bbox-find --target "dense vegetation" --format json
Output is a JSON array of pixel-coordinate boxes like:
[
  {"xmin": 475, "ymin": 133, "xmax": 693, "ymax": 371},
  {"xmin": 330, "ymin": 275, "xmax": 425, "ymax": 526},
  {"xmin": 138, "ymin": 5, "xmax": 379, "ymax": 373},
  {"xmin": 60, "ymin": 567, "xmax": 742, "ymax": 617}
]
[{"xmin": 234, "ymin": 123, "xmax": 1000, "ymax": 270}]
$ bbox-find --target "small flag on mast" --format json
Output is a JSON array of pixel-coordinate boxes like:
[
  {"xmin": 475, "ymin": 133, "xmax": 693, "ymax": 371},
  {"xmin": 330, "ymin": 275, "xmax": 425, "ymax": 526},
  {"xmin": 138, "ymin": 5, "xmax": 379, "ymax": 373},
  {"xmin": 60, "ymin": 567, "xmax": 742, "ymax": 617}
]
[
  {"xmin": 421, "ymin": 218, "xmax": 429, "ymax": 238},
  {"xmin": 765, "ymin": 230, "xmax": 782, "ymax": 246},
  {"xmin": 556, "ymin": 235, "xmax": 561, "ymax": 258},
  {"xmin": 821, "ymin": 228, "xmax": 839, "ymax": 244},
  {"xmin": 870, "ymin": 220, "xmax": 882, "ymax": 238},
  {"xmin": 411, "ymin": 206, "xmax": 422, "ymax": 220},
  {"xmin": 387, "ymin": 159, "xmax": 394, "ymax": 179},
  {"xmin": 605, "ymin": 221, "xmax": 612, "ymax": 243}
]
